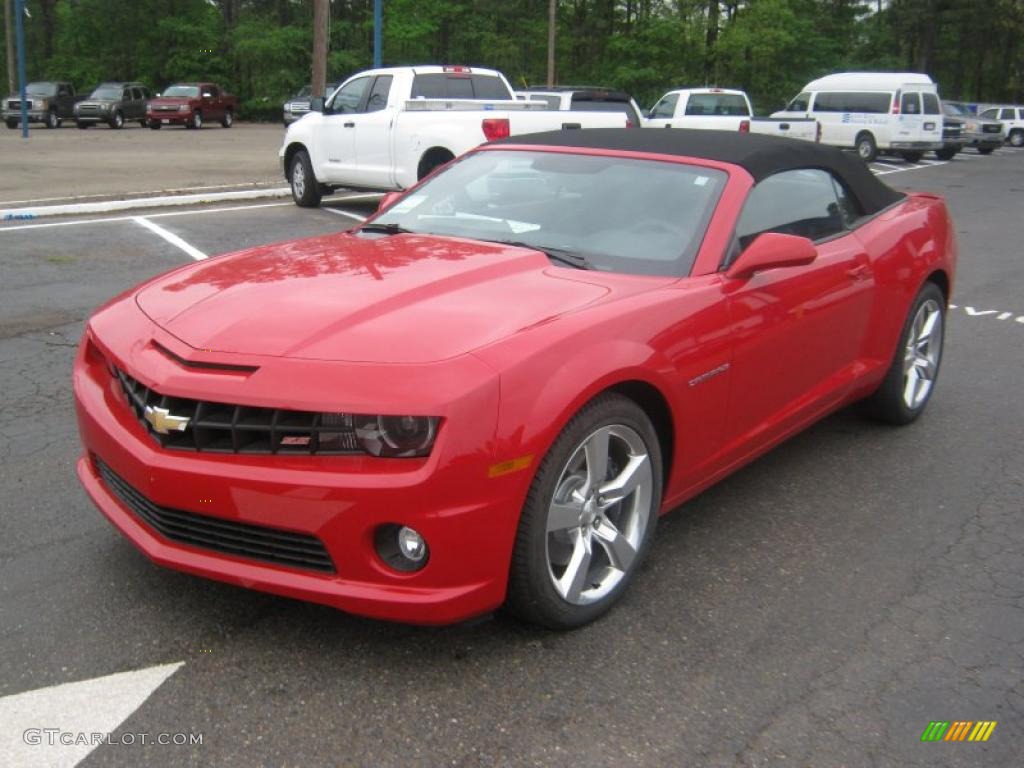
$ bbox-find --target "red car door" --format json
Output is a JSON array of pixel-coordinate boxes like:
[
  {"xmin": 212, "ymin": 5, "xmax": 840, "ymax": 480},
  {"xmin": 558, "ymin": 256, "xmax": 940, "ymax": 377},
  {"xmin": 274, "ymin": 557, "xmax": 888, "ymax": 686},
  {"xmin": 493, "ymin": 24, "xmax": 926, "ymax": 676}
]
[{"xmin": 722, "ymin": 169, "xmax": 873, "ymax": 452}]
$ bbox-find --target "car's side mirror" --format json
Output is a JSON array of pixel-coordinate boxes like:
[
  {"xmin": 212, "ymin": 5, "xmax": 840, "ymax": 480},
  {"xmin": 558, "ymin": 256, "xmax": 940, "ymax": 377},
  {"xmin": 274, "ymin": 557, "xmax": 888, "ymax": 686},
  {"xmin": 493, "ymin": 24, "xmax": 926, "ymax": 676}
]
[
  {"xmin": 378, "ymin": 191, "xmax": 403, "ymax": 212},
  {"xmin": 726, "ymin": 233, "xmax": 817, "ymax": 280},
  {"xmin": 155, "ymin": 92, "xmax": 162, "ymax": 98},
  {"xmin": 310, "ymin": 96, "xmax": 326, "ymax": 113},
  {"xmin": 202, "ymin": 92, "xmax": 213, "ymax": 98}
]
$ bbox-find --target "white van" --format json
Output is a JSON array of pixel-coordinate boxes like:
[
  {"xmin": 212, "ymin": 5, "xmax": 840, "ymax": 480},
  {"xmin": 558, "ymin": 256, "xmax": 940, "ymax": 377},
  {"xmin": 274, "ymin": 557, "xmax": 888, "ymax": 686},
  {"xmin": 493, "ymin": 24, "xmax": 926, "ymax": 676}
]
[{"xmin": 773, "ymin": 72, "xmax": 943, "ymax": 162}]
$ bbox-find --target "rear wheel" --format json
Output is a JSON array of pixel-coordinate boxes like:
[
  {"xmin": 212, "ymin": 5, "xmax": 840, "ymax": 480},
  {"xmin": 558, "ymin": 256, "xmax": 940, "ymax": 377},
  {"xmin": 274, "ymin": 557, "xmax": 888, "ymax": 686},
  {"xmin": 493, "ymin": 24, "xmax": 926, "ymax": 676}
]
[
  {"xmin": 221, "ymin": 109, "xmax": 233, "ymax": 128},
  {"xmin": 289, "ymin": 149, "xmax": 322, "ymax": 208},
  {"xmin": 935, "ymin": 147, "xmax": 958, "ymax": 160},
  {"xmin": 855, "ymin": 132, "xmax": 878, "ymax": 162},
  {"xmin": 1009, "ymin": 129, "xmax": 1024, "ymax": 148},
  {"xmin": 863, "ymin": 282, "xmax": 946, "ymax": 425},
  {"xmin": 900, "ymin": 151, "xmax": 924, "ymax": 163},
  {"xmin": 505, "ymin": 393, "xmax": 662, "ymax": 629}
]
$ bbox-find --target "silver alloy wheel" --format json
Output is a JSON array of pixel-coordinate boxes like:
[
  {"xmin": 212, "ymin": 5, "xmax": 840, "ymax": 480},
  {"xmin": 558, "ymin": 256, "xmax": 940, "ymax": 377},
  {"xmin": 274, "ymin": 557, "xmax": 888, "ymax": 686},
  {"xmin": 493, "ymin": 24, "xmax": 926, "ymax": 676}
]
[
  {"xmin": 291, "ymin": 159, "xmax": 306, "ymax": 198},
  {"xmin": 545, "ymin": 424, "xmax": 653, "ymax": 605},
  {"xmin": 1011, "ymin": 131, "xmax": 1024, "ymax": 148},
  {"xmin": 47, "ymin": 110, "xmax": 58, "ymax": 129},
  {"xmin": 857, "ymin": 138, "xmax": 873, "ymax": 160},
  {"xmin": 193, "ymin": 112, "xmax": 202, "ymax": 129},
  {"xmin": 224, "ymin": 111, "xmax": 233, "ymax": 126},
  {"xmin": 902, "ymin": 298, "xmax": 943, "ymax": 409},
  {"xmin": 113, "ymin": 111, "xmax": 123, "ymax": 128}
]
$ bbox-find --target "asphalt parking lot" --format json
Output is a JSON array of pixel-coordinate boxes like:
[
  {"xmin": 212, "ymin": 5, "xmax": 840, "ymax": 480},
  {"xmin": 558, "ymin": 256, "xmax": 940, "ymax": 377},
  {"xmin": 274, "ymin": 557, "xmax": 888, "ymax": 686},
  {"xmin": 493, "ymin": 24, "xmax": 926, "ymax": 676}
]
[{"xmin": 1, "ymin": 148, "xmax": 1022, "ymax": 767}]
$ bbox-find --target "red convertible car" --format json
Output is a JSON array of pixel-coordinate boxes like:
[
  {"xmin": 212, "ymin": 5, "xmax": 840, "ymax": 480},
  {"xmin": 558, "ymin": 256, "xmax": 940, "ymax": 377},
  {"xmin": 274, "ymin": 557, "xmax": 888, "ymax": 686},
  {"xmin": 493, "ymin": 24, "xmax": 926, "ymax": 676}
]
[{"xmin": 74, "ymin": 130, "xmax": 955, "ymax": 628}]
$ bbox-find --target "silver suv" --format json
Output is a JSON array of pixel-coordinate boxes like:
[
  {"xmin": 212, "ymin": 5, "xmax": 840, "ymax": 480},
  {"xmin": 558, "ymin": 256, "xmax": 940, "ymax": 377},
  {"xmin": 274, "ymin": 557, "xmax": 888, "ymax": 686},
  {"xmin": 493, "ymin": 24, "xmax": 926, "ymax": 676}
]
[{"xmin": 944, "ymin": 101, "xmax": 1004, "ymax": 154}]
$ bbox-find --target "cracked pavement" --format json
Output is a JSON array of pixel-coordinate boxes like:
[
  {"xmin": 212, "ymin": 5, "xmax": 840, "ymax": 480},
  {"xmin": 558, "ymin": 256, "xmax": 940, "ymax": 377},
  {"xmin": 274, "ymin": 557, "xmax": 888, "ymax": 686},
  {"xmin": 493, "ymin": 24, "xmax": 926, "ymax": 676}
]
[{"xmin": 0, "ymin": 151, "xmax": 1021, "ymax": 766}]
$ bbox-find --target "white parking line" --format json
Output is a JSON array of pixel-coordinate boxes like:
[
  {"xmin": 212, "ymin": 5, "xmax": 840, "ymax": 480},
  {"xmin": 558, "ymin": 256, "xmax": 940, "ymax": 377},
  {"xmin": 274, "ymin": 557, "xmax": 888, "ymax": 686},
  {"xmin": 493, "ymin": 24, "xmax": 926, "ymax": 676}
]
[
  {"xmin": 323, "ymin": 207, "xmax": 368, "ymax": 221},
  {"xmin": 874, "ymin": 160, "xmax": 949, "ymax": 176},
  {"xmin": 949, "ymin": 303, "xmax": 1024, "ymax": 325},
  {"xmin": 0, "ymin": 662, "xmax": 184, "ymax": 768},
  {"xmin": 0, "ymin": 182, "xmax": 283, "ymax": 208},
  {"xmin": 132, "ymin": 216, "xmax": 208, "ymax": 261}
]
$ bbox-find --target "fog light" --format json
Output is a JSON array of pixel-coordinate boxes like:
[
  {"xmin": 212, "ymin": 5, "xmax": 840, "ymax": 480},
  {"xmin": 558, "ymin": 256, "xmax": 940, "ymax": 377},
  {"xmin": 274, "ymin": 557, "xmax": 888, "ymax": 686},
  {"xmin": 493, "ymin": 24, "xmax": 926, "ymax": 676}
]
[
  {"xmin": 398, "ymin": 526, "xmax": 427, "ymax": 562},
  {"xmin": 374, "ymin": 524, "xmax": 429, "ymax": 572}
]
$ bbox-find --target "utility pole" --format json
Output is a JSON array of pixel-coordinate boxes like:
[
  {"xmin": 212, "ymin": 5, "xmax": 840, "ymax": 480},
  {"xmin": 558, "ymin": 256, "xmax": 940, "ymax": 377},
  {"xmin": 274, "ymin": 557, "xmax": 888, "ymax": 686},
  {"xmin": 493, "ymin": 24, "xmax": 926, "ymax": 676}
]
[
  {"xmin": 373, "ymin": 0, "xmax": 382, "ymax": 69},
  {"xmin": 312, "ymin": 0, "xmax": 328, "ymax": 98},
  {"xmin": 15, "ymin": 0, "xmax": 26, "ymax": 137},
  {"xmin": 547, "ymin": 0, "xmax": 556, "ymax": 86},
  {"xmin": 4, "ymin": 0, "xmax": 14, "ymax": 94}
]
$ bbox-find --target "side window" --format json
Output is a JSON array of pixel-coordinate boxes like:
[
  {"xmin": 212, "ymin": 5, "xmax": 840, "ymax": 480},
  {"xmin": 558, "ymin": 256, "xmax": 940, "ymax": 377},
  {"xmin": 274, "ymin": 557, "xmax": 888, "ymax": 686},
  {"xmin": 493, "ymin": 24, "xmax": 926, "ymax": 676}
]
[
  {"xmin": 206, "ymin": 85, "xmax": 219, "ymax": 98},
  {"xmin": 980, "ymin": 108, "xmax": 998, "ymax": 119},
  {"xmin": 921, "ymin": 93, "xmax": 940, "ymax": 115},
  {"xmin": 1002, "ymin": 108, "xmax": 1017, "ymax": 120},
  {"xmin": 365, "ymin": 75, "xmax": 392, "ymax": 113},
  {"xmin": 831, "ymin": 177, "xmax": 862, "ymax": 228},
  {"xmin": 900, "ymin": 92, "xmax": 920, "ymax": 114},
  {"xmin": 735, "ymin": 169, "xmax": 847, "ymax": 251},
  {"xmin": 787, "ymin": 92, "xmax": 811, "ymax": 112},
  {"xmin": 650, "ymin": 94, "xmax": 678, "ymax": 119},
  {"xmin": 330, "ymin": 77, "xmax": 370, "ymax": 113},
  {"xmin": 58, "ymin": 84, "xmax": 71, "ymax": 97}
]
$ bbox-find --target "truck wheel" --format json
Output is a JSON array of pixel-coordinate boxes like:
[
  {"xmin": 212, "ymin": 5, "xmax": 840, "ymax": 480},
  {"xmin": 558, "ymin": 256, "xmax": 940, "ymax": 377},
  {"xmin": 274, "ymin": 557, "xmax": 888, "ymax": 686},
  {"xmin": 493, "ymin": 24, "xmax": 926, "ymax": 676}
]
[
  {"xmin": 187, "ymin": 111, "xmax": 202, "ymax": 130},
  {"xmin": 417, "ymin": 148, "xmax": 455, "ymax": 181},
  {"xmin": 148, "ymin": 121, "xmax": 161, "ymax": 130},
  {"xmin": 1009, "ymin": 129, "xmax": 1024, "ymax": 148},
  {"xmin": 5, "ymin": 119, "xmax": 17, "ymax": 129},
  {"xmin": 934, "ymin": 147, "xmax": 957, "ymax": 160},
  {"xmin": 46, "ymin": 109, "xmax": 60, "ymax": 129},
  {"xmin": 289, "ymin": 150, "xmax": 322, "ymax": 208},
  {"xmin": 978, "ymin": 147, "xmax": 994, "ymax": 155},
  {"xmin": 139, "ymin": 119, "xmax": 147, "ymax": 128},
  {"xmin": 221, "ymin": 109, "xmax": 233, "ymax": 128},
  {"xmin": 900, "ymin": 151, "xmax": 923, "ymax": 163},
  {"xmin": 109, "ymin": 110, "xmax": 124, "ymax": 129},
  {"xmin": 76, "ymin": 120, "xmax": 90, "ymax": 129},
  {"xmin": 855, "ymin": 132, "xmax": 878, "ymax": 162}
]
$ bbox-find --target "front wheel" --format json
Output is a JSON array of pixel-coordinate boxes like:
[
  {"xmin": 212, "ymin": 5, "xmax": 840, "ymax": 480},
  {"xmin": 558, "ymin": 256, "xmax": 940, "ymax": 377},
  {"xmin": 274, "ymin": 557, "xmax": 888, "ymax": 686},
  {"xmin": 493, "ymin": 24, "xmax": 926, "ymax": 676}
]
[
  {"xmin": 505, "ymin": 393, "xmax": 662, "ymax": 629},
  {"xmin": 855, "ymin": 132, "xmax": 878, "ymax": 162},
  {"xmin": 935, "ymin": 147, "xmax": 958, "ymax": 160},
  {"xmin": 978, "ymin": 147, "xmax": 995, "ymax": 155},
  {"xmin": 109, "ymin": 110, "xmax": 124, "ymax": 129},
  {"xmin": 46, "ymin": 109, "xmax": 60, "ymax": 129},
  {"xmin": 187, "ymin": 111, "xmax": 202, "ymax": 130},
  {"xmin": 5, "ymin": 119, "xmax": 17, "ymax": 129},
  {"xmin": 863, "ymin": 282, "xmax": 946, "ymax": 425},
  {"xmin": 221, "ymin": 109, "xmax": 233, "ymax": 128},
  {"xmin": 289, "ymin": 149, "xmax": 322, "ymax": 207}
]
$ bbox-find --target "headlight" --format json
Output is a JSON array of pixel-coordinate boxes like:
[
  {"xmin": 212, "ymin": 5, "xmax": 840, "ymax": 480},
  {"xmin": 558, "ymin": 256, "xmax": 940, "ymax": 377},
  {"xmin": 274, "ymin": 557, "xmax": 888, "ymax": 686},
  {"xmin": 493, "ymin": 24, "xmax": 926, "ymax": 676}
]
[
  {"xmin": 100, "ymin": 103, "xmax": 111, "ymax": 111},
  {"xmin": 31, "ymin": 99, "xmax": 42, "ymax": 109},
  {"xmin": 178, "ymin": 104, "xmax": 190, "ymax": 112},
  {"xmin": 353, "ymin": 415, "xmax": 440, "ymax": 457}
]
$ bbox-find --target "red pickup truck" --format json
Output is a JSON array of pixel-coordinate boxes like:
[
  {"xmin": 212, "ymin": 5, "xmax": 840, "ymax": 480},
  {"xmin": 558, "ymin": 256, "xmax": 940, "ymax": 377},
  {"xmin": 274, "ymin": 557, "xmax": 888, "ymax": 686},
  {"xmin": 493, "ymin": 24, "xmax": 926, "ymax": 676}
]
[{"xmin": 147, "ymin": 82, "xmax": 235, "ymax": 129}]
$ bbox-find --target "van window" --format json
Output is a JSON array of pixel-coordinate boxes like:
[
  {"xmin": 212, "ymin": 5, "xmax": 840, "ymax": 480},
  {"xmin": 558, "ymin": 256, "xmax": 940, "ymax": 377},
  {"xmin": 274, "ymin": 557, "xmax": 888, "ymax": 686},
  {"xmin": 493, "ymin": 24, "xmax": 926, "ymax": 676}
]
[
  {"xmin": 812, "ymin": 92, "xmax": 891, "ymax": 114},
  {"xmin": 684, "ymin": 93, "xmax": 749, "ymax": 117},
  {"xmin": 900, "ymin": 92, "xmax": 920, "ymax": 114},
  {"xmin": 787, "ymin": 92, "xmax": 811, "ymax": 112},
  {"xmin": 921, "ymin": 93, "xmax": 940, "ymax": 114},
  {"xmin": 735, "ymin": 169, "xmax": 848, "ymax": 250},
  {"xmin": 650, "ymin": 94, "xmax": 678, "ymax": 119}
]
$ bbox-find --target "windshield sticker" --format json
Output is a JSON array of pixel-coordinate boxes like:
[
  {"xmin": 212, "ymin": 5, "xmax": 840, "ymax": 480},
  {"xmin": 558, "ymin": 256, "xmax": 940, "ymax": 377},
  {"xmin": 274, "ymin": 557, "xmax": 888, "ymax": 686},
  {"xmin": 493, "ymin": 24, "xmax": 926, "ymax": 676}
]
[{"xmin": 694, "ymin": 176, "xmax": 709, "ymax": 187}]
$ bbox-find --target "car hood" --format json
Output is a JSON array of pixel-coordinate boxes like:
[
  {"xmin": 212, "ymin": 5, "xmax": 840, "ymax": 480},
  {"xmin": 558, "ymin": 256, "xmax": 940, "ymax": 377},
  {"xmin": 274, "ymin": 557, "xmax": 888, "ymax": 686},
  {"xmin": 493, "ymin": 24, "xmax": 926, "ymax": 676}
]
[{"xmin": 134, "ymin": 232, "xmax": 658, "ymax": 364}]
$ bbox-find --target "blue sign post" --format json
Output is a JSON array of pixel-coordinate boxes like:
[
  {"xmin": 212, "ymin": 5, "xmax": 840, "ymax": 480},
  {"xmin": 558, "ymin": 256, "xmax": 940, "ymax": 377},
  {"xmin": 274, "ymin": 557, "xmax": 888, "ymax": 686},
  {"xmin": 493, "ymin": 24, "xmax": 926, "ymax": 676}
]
[
  {"xmin": 15, "ymin": 0, "xmax": 28, "ymax": 137},
  {"xmin": 373, "ymin": 0, "xmax": 382, "ymax": 69}
]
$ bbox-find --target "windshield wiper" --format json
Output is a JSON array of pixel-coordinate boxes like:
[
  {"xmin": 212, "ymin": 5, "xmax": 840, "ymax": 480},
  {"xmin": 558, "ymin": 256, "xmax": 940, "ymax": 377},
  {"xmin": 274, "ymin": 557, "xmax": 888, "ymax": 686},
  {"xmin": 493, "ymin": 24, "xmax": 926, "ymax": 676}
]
[
  {"xmin": 488, "ymin": 240, "xmax": 592, "ymax": 270},
  {"xmin": 358, "ymin": 222, "xmax": 416, "ymax": 236}
]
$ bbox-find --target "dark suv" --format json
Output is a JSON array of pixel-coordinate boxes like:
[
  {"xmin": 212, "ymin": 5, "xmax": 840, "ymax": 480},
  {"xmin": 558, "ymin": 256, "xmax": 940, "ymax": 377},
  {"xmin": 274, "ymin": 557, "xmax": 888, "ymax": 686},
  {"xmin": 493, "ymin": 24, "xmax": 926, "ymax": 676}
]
[{"xmin": 75, "ymin": 82, "xmax": 150, "ymax": 129}]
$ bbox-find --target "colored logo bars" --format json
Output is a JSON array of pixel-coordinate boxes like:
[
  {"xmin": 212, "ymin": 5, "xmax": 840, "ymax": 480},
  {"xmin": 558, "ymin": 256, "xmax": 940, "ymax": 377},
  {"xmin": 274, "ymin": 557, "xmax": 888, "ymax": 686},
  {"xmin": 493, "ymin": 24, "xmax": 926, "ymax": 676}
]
[{"xmin": 921, "ymin": 721, "xmax": 997, "ymax": 742}]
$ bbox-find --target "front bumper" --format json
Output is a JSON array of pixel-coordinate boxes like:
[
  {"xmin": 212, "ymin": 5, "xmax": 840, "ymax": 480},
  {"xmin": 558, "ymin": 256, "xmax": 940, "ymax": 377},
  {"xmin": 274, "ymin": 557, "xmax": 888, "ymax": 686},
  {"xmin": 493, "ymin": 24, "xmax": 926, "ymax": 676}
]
[
  {"xmin": 73, "ymin": 318, "xmax": 521, "ymax": 625},
  {"xmin": 147, "ymin": 111, "xmax": 190, "ymax": 125},
  {"xmin": 963, "ymin": 131, "xmax": 1004, "ymax": 149},
  {"xmin": 3, "ymin": 109, "xmax": 47, "ymax": 123}
]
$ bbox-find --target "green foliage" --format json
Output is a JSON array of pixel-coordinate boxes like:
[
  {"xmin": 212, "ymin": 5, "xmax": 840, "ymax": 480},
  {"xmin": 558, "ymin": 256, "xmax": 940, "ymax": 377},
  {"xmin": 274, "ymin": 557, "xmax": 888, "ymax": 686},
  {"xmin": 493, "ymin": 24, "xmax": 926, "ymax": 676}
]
[{"xmin": 3, "ymin": 0, "xmax": 1022, "ymax": 119}]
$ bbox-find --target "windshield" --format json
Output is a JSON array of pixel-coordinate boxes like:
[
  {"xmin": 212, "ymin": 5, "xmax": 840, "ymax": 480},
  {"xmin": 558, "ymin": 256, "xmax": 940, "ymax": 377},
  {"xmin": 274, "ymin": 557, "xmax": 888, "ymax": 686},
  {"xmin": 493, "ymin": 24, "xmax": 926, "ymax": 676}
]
[
  {"xmin": 943, "ymin": 101, "xmax": 970, "ymax": 116},
  {"xmin": 367, "ymin": 150, "xmax": 727, "ymax": 277},
  {"xmin": 26, "ymin": 82, "xmax": 57, "ymax": 97},
  {"xmin": 163, "ymin": 85, "xmax": 199, "ymax": 98},
  {"xmin": 90, "ymin": 86, "xmax": 122, "ymax": 100},
  {"xmin": 295, "ymin": 85, "xmax": 311, "ymax": 98}
]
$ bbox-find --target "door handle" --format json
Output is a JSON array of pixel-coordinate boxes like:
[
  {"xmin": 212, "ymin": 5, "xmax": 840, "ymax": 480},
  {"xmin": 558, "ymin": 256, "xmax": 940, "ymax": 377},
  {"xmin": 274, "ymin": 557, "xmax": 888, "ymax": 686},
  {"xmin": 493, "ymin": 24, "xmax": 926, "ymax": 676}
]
[
  {"xmin": 846, "ymin": 264, "xmax": 871, "ymax": 280},
  {"xmin": 344, "ymin": 121, "xmax": 355, "ymax": 128},
  {"xmin": 779, "ymin": 123, "xmax": 790, "ymax": 130}
]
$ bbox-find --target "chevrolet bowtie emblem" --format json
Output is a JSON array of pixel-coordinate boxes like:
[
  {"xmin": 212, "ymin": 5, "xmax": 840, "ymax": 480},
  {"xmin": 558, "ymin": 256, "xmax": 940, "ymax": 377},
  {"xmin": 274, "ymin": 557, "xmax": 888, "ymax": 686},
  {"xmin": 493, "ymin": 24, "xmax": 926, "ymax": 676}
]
[{"xmin": 143, "ymin": 405, "xmax": 191, "ymax": 435}]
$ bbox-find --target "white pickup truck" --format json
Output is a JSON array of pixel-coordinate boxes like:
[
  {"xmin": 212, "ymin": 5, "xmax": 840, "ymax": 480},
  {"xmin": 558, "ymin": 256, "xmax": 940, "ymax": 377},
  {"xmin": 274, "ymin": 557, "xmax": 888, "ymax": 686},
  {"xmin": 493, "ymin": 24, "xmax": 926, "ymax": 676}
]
[
  {"xmin": 646, "ymin": 88, "xmax": 819, "ymax": 141},
  {"xmin": 280, "ymin": 65, "xmax": 630, "ymax": 206}
]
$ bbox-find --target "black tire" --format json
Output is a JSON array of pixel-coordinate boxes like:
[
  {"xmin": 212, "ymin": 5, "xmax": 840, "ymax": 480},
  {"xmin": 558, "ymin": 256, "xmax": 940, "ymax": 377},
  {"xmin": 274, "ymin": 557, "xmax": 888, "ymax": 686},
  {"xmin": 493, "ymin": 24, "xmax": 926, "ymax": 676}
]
[
  {"xmin": 1008, "ymin": 129, "xmax": 1024, "ymax": 148},
  {"xmin": 289, "ymin": 149, "xmax": 322, "ymax": 207},
  {"xmin": 187, "ymin": 111, "xmax": 202, "ymax": 130},
  {"xmin": 221, "ymin": 109, "xmax": 233, "ymax": 128},
  {"xmin": 139, "ymin": 120, "xmax": 147, "ymax": 128},
  {"xmin": 855, "ymin": 132, "xmax": 878, "ymax": 162},
  {"xmin": 148, "ymin": 121, "xmax": 161, "ymax": 130},
  {"xmin": 978, "ymin": 147, "xmax": 994, "ymax": 155},
  {"xmin": 109, "ymin": 110, "xmax": 124, "ymax": 129},
  {"xmin": 900, "ymin": 151, "xmax": 924, "ymax": 163},
  {"xmin": 505, "ymin": 393, "xmax": 663, "ymax": 629},
  {"xmin": 862, "ymin": 281, "xmax": 946, "ymax": 425},
  {"xmin": 77, "ymin": 120, "xmax": 90, "ymax": 129},
  {"xmin": 5, "ymin": 119, "xmax": 17, "ymax": 129},
  {"xmin": 45, "ymin": 109, "xmax": 59, "ymax": 129},
  {"xmin": 935, "ymin": 147, "xmax": 958, "ymax": 160}
]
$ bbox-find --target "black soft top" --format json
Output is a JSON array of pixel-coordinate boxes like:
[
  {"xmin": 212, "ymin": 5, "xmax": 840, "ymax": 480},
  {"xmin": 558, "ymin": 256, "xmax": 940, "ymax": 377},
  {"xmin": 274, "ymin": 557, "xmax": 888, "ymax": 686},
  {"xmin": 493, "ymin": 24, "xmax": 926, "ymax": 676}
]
[{"xmin": 493, "ymin": 128, "xmax": 905, "ymax": 215}]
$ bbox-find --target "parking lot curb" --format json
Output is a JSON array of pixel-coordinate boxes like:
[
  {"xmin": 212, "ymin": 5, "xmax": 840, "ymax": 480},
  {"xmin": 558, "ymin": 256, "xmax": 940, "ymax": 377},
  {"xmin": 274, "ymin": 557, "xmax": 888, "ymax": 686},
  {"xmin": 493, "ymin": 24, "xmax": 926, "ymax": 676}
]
[{"xmin": 1, "ymin": 186, "xmax": 293, "ymax": 221}]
